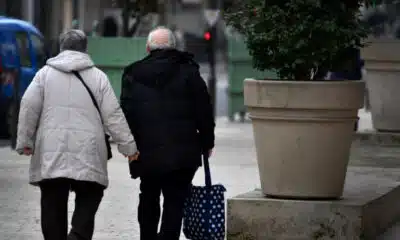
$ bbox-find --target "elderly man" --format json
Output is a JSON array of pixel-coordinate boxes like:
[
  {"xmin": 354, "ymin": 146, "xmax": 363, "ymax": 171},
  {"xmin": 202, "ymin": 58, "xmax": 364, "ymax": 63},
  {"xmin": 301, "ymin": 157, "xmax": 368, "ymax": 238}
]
[
  {"xmin": 16, "ymin": 29, "xmax": 139, "ymax": 240},
  {"xmin": 120, "ymin": 27, "xmax": 215, "ymax": 240}
]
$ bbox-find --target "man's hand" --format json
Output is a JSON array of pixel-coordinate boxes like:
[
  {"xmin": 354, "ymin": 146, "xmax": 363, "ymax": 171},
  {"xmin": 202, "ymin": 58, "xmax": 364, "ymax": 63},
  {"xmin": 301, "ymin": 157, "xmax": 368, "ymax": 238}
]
[
  {"xmin": 128, "ymin": 151, "xmax": 140, "ymax": 162},
  {"xmin": 23, "ymin": 147, "xmax": 33, "ymax": 156}
]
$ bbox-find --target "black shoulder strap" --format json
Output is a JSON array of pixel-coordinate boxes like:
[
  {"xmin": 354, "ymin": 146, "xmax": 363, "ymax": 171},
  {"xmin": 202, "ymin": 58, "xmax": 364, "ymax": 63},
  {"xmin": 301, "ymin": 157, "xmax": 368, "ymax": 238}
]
[{"xmin": 72, "ymin": 70, "xmax": 103, "ymax": 123}]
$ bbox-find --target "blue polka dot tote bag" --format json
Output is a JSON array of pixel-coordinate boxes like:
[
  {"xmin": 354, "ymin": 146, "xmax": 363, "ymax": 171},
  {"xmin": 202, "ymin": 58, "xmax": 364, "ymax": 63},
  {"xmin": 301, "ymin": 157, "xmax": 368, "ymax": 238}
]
[{"xmin": 183, "ymin": 153, "xmax": 226, "ymax": 240}]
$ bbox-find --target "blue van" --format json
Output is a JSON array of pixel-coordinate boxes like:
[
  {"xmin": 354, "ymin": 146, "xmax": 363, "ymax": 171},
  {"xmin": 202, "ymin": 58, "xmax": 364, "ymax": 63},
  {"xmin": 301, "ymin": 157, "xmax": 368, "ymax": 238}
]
[{"xmin": 0, "ymin": 17, "xmax": 48, "ymax": 137}]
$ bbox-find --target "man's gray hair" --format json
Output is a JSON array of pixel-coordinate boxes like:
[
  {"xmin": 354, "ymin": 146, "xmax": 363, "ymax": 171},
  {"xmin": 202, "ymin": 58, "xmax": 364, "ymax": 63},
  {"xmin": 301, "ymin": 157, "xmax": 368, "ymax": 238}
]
[
  {"xmin": 59, "ymin": 29, "xmax": 88, "ymax": 53},
  {"xmin": 147, "ymin": 26, "xmax": 177, "ymax": 51}
]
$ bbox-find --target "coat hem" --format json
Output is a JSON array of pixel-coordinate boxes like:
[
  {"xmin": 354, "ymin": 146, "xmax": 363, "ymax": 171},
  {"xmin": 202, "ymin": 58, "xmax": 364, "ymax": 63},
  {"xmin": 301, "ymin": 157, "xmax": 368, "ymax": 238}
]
[{"xmin": 30, "ymin": 173, "xmax": 109, "ymax": 188}]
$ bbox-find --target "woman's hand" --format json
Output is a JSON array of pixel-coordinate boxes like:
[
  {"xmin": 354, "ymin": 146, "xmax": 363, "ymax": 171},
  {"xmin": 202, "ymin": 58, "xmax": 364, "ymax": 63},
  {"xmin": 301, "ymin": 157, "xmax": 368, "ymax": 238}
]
[
  {"xmin": 127, "ymin": 152, "xmax": 140, "ymax": 162},
  {"xmin": 23, "ymin": 147, "xmax": 33, "ymax": 156}
]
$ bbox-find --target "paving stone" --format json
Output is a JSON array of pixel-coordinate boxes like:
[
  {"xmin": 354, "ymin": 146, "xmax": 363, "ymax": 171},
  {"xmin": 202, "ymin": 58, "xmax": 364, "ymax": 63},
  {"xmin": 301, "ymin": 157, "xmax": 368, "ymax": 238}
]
[{"xmin": 0, "ymin": 115, "xmax": 398, "ymax": 239}]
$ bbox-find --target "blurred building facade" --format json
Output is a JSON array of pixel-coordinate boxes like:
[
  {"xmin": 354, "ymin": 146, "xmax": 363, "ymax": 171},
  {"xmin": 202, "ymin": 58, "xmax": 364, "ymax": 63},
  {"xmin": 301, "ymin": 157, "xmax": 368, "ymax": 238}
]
[
  {"xmin": 0, "ymin": 0, "xmax": 106, "ymax": 39},
  {"xmin": 0, "ymin": 0, "xmax": 213, "ymax": 37},
  {"xmin": 0, "ymin": 0, "xmax": 226, "ymax": 61}
]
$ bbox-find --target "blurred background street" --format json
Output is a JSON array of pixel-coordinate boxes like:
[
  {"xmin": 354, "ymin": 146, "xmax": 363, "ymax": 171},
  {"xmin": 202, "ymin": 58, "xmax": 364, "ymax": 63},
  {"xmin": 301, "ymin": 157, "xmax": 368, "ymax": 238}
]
[{"xmin": 0, "ymin": 0, "xmax": 400, "ymax": 239}]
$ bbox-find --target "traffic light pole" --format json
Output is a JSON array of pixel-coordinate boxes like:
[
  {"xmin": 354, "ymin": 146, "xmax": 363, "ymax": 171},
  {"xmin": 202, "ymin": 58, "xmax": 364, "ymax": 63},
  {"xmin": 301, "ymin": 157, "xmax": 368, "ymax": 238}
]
[
  {"xmin": 207, "ymin": 25, "xmax": 217, "ymax": 119},
  {"xmin": 204, "ymin": 0, "xmax": 221, "ymax": 120}
]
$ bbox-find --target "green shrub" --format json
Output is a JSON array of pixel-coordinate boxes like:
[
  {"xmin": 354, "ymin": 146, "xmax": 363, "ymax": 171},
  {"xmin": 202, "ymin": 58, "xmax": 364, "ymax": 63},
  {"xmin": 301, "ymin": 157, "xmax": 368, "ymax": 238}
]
[{"xmin": 225, "ymin": 0, "xmax": 369, "ymax": 80}]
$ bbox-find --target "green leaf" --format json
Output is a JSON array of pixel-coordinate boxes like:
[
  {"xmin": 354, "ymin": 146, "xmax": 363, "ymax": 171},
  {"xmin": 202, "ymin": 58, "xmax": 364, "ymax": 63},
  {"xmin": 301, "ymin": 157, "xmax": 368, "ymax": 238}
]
[{"xmin": 225, "ymin": 0, "xmax": 369, "ymax": 80}]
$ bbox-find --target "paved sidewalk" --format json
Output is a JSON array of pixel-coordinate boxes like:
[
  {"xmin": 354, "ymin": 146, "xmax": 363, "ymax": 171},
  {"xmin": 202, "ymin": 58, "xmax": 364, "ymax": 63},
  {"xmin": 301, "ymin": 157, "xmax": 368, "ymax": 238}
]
[
  {"xmin": 0, "ymin": 118, "xmax": 259, "ymax": 240},
  {"xmin": 0, "ymin": 110, "xmax": 398, "ymax": 239}
]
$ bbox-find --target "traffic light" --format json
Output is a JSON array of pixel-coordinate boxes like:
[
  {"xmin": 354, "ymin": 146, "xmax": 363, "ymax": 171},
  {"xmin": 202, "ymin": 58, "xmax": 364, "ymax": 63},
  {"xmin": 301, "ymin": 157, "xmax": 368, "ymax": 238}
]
[
  {"xmin": 204, "ymin": 31, "xmax": 211, "ymax": 41},
  {"xmin": 204, "ymin": 27, "xmax": 216, "ymax": 118}
]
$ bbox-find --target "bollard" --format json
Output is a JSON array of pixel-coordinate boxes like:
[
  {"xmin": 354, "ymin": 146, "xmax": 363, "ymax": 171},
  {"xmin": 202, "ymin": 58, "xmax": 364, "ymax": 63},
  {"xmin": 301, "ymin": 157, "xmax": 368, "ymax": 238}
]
[{"xmin": 10, "ymin": 69, "xmax": 19, "ymax": 150}]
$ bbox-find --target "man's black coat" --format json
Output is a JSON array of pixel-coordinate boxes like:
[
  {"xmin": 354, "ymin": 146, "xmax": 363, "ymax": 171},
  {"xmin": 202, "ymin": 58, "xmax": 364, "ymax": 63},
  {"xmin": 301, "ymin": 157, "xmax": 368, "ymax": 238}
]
[{"xmin": 120, "ymin": 49, "xmax": 215, "ymax": 176}]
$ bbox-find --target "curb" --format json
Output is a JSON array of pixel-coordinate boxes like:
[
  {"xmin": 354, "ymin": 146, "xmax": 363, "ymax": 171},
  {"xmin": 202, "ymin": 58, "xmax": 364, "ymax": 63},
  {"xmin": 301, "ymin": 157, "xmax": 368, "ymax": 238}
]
[{"xmin": 354, "ymin": 131, "xmax": 400, "ymax": 146}]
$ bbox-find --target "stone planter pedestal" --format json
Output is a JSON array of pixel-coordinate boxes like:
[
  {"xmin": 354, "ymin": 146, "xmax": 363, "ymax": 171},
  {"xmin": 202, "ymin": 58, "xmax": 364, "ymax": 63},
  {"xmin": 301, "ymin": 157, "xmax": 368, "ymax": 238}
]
[{"xmin": 227, "ymin": 168, "xmax": 400, "ymax": 240}]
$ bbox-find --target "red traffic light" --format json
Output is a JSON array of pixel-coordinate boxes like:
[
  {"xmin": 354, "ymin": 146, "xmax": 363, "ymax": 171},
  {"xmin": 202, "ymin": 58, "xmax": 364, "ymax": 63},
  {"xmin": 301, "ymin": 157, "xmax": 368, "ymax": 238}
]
[{"xmin": 204, "ymin": 32, "xmax": 211, "ymax": 41}]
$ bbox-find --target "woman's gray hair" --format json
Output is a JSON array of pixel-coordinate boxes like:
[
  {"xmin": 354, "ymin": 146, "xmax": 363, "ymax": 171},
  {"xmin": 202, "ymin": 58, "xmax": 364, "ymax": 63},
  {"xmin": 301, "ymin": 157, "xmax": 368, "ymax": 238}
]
[
  {"xmin": 59, "ymin": 29, "xmax": 88, "ymax": 53},
  {"xmin": 147, "ymin": 26, "xmax": 177, "ymax": 51}
]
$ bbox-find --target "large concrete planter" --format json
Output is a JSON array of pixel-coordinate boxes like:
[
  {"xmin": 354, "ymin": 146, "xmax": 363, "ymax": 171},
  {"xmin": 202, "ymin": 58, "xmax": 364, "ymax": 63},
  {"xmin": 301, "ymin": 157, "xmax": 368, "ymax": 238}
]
[
  {"xmin": 362, "ymin": 40, "xmax": 400, "ymax": 132},
  {"xmin": 244, "ymin": 79, "xmax": 365, "ymax": 199}
]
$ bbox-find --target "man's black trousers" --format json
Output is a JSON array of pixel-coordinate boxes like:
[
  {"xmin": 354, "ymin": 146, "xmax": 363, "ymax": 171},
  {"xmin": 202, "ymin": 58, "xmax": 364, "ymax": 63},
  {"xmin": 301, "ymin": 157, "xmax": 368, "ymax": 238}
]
[
  {"xmin": 138, "ymin": 168, "xmax": 197, "ymax": 240},
  {"xmin": 39, "ymin": 178, "xmax": 104, "ymax": 240}
]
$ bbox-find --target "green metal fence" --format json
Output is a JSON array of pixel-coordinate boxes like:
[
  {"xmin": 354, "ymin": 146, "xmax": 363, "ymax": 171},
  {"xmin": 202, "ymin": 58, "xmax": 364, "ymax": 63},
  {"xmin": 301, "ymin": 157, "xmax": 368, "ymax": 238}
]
[
  {"xmin": 87, "ymin": 37, "xmax": 147, "ymax": 98},
  {"xmin": 87, "ymin": 36, "xmax": 276, "ymax": 121},
  {"xmin": 227, "ymin": 37, "xmax": 276, "ymax": 121}
]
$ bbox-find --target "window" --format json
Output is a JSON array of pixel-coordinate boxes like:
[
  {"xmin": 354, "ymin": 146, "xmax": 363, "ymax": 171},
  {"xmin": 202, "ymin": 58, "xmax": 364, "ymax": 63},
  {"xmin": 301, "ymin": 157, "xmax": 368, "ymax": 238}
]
[
  {"xmin": 30, "ymin": 34, "xmax": 46, "ymax": 68},
  {"xmin": 14, "ymin": 32, "xmax": 32, "ymax": 67}
]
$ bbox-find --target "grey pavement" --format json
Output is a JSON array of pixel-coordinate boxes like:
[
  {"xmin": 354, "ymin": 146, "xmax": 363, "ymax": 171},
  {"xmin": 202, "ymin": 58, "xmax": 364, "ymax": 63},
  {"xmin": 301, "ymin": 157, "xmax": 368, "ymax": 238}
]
[
  {"xmin": 0, "ymin": 118, "xmax": 258, "ymax": 240},
  {"xmin": 1, "ymin": 110, "xmax": 400, "ymax": 239}
]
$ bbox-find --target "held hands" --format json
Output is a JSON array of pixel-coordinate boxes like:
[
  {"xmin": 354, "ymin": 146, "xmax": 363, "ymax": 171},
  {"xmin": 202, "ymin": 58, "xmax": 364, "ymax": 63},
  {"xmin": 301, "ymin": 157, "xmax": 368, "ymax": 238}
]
[
  {"xmin": 126, "ymin": 151, "xmax": 140, "ymax": 162},
  {"xmin": 22, "ymin": 147, "xmax": 33, "ymax": 156}
]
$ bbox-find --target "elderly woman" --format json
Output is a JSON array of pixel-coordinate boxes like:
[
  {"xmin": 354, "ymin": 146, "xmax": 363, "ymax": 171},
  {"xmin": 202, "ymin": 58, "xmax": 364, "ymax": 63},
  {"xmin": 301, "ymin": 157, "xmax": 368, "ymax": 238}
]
[{"xmin": 16, "ymin": 30, "xmax": 139, "ymax": 240}]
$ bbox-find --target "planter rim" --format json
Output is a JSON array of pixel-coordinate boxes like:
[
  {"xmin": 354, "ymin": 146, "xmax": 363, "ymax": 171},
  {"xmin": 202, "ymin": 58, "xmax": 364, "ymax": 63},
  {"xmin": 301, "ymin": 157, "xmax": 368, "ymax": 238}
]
[
  {"xmin": 244, "ymin": 78, "xmax": 365, "ymax": 85},
  {"xmin": 364, "ymin": 37, "xmax": 400, "ymax": 44}
]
